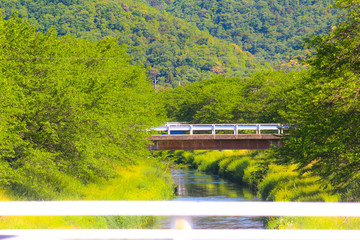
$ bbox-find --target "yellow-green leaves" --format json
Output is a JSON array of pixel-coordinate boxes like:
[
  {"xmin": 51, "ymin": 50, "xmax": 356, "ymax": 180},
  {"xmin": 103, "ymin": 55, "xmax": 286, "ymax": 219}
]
[
  {"xmin": 0, "ymin": 14, "xmax": 165, "ymax": 199},
  {"xmin": 276, "ymin": 0, "xmax": 360, "ymax": 197}
]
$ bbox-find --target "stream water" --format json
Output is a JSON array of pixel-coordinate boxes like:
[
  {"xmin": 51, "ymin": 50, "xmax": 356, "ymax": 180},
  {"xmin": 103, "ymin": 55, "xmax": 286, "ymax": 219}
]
[{"xmin": 151, "ymin": 169, "xmax": 264, "ymax": 229}]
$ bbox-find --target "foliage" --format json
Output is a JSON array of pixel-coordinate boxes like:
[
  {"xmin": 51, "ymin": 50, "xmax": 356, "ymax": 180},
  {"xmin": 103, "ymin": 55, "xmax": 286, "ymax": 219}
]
[
  {"xmin": 0, "ymin": 14, "xmax": 164, "ymax": 199},
  {"xmin": 149, "ymin": 0, "xmax": 340, "ymax": 68},
  {"xmin": 267, "ymin": 216, "xmax": 360, "ymax": 229},
  {"xmin": 159, "ymin": 71, "xmax": 304, "ymax": 123},
  {"xmin": 0, "ymin": 0, "xmax": 269, "ymax": 87},
  {"xmin": 275, "ymin": 0, "xmax": 360, "ymax": 196},
  {"xmin": 0, "ymin": 159, "xmax": 174, "ymax": 228}
]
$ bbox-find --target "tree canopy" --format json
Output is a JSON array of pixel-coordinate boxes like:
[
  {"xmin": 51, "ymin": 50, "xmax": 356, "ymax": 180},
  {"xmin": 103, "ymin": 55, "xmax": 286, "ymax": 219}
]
[
  {"xmin": 148, "ymin": 0, "xmax": 340, "ymax": 68},
  {"xmin": 0, "ymin": 14, "xmax": 164, "ymax": 199},
  {"xmin": 160, "ymin": 70, "xmax": 303, "ymax": 123},
  {"xmin": 0, "ymin": 0, "xmax": 269, "ymax": 87},
  {"xmin": 276, "ymin": 0, "xmax": 360, "ymax": 196}
]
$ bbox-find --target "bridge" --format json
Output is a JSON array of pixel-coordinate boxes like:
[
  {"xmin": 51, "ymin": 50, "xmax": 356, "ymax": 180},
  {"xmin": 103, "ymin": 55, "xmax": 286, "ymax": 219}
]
[{"xmin": 149, "ymin": 123, "xmax": 285, "ymax": 151}]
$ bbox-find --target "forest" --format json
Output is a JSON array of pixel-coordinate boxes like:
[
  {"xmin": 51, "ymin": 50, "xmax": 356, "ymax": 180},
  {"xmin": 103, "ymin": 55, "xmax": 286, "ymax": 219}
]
[
  {"xmin": 0, "ymin": 0, "xmax": 339, "ymax": 86},
  {"xmin": 0, "ymin": 14, "xmax": 167, "ymax": 199},
  {"xmin": 153, "ymin": 0, "xmax": 340, "ymax": 60},
  {"xmin": 0, "ymin": 13, "xmax": 175, "ymax": 228},
  {"xmin": 0, "ymin": 0, "xmax": 359, "ymax": 230},
  {"xmin": 0, "ymin": 0, "xmax": 271, "ymax": 87}
]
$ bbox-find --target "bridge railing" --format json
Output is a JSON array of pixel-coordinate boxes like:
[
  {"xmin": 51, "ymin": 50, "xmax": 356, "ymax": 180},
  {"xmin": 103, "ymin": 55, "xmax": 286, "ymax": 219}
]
[
  {"xmin": 1, "ymin": 201, "xmax": 360, "ymax": 239},
  {"xmin": 150, "ymin": 123, "xmax": 286, "ymax": 135}
]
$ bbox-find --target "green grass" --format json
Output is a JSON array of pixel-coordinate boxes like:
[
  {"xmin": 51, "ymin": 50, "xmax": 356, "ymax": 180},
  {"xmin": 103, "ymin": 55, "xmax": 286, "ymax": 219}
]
[
  {"xmin": 0, "ymin": 159, "xmax": 174, "ymax": 229},
  {"xmin": 267, "ymin": 216, "xmax": 360, "ymax": 230}
]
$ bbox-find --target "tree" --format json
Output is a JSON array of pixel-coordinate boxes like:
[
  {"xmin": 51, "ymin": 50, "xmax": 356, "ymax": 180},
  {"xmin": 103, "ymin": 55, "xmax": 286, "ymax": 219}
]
[
  {"xmin": 0, "ymin": 14, "xmax": 165, "ymax": 199},
  {"xmin": 0, "ymin": 0, "xmax": 265, "ymax": 86},
  {"xmin": 160, "ymin": 71, "xmax": 302, "ymax": 124},
  {"xmin": 276, "ymin": 0, "xmax": 360, "ymax": 197}
]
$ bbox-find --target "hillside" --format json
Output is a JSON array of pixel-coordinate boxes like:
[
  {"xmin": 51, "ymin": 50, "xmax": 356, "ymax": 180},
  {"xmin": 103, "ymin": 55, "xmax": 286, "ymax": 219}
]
[
  {"xmin": 147, "ymin": 0, "xmax": 340, "ymax": 67},
  {"xmin": 0, "ymin": 0, "xmax": 270, "ymax": 87}
]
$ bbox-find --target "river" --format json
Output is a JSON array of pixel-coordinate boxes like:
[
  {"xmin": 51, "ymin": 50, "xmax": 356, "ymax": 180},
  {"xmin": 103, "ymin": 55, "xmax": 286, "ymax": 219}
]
[{"xmin": 151, "ymin": 169, "xmax": 264, "ymax": 229}]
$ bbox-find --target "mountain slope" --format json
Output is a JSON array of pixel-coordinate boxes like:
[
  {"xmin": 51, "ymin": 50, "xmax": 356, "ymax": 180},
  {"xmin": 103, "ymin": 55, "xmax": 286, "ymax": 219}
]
[
  {"xmin": 0, "ymin": 0, "xmax": 270, "ymax": 87},
  {"xmin": 147, "ymin": 0, "xmax": 340, "ymax": 67}
]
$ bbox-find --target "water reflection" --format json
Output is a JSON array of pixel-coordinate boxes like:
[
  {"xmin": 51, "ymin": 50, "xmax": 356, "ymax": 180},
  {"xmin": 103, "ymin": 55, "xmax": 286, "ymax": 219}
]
[{"xmin": 151, "ymin": 169, "xmax": 264, "ymax": 229}]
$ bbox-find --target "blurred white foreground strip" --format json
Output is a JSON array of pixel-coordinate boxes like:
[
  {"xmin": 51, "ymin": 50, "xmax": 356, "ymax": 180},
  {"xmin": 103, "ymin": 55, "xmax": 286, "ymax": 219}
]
[
  {"xmin": 1, "ymin": 229, "xmax": 360, "ymax": 240},
  {"xmin": 1, "ymin": 201, "xmax": 360, "ymax": 240},
  {"xmin": 0, "ymin": 201, "xmax": 360, "ymax": 216}
]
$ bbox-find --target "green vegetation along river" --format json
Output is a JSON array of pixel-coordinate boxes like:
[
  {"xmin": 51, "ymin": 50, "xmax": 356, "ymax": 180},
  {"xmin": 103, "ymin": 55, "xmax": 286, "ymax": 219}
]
[{"xmin": 151, "ymin": 169, "xmax": 264, "ymax": 229}]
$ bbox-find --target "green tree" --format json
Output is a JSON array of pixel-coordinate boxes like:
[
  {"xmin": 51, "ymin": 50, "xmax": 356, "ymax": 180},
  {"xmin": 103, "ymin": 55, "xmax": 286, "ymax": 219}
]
[
  {"xmin": 0, "ymin": 14, "xmax": 164, "ymax": 199},
  {"xmin": 160, "ymin": 71, "xmax": 302, "ymax": 124},
  {"xmin": 276, "ymin": 0, "xmax": 360, "ymax": 197},
  {"xmin": 162, "ymin": 0, "xmax": 340, "ymax": 68},
  {"xmin": 0, "ymin": 0, "xmax": 268, "ymax": 86}
]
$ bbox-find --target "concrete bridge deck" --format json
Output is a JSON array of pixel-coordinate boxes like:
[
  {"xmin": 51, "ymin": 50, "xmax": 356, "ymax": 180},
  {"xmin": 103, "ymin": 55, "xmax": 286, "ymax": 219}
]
[
  {"xmin": 148, "ymin": 123, "xmax": 285, "ymax": 150},
  {"xmin": 149, "ymin": 134, "xmax": 283, "ymax": 150}
]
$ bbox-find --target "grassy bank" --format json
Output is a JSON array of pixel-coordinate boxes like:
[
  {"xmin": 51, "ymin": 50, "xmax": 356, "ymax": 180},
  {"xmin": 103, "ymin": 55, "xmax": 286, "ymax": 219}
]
[
  {"xmin": 173, "ymin": 150, "xmax": 360, "ymax": 229},
  {"xmin": 0, "ymin": 158, "xmax": 174, "ymax": 229}
]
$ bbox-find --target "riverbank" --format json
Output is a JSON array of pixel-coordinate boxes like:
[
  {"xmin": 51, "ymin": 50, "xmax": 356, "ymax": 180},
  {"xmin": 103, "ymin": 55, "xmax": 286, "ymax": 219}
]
[
  {"xmin": 172, "ymin": 150, "xmax": 360, "ymax": 229},
  {"xmin": 0, "ymin": 158, "xmax": 174, "ymax": 229}
]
